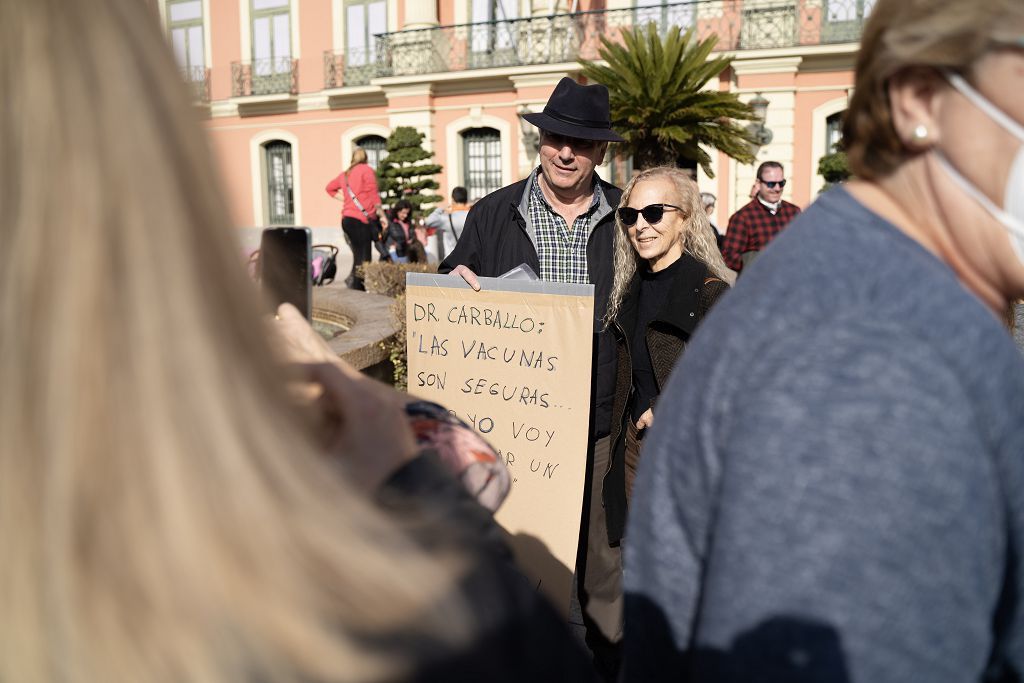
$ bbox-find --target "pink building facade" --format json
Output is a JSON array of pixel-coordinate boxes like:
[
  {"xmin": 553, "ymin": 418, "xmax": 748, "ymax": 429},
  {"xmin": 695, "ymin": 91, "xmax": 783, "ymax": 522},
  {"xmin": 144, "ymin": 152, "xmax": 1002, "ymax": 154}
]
[{"xmin": 160, "ymin": 0, "xmax": 870, "ymax": 229}]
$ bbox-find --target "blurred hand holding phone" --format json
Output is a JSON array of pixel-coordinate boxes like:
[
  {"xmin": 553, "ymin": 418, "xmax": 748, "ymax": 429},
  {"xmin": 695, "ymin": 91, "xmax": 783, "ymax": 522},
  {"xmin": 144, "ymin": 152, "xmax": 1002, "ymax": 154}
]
[
  {"xmin": 259, "ymin": 227, "xmax": 312, "ymax": 320},
  {"xmin": 270, "ymin": 303, "xmax": 509, "ymax": 508}
]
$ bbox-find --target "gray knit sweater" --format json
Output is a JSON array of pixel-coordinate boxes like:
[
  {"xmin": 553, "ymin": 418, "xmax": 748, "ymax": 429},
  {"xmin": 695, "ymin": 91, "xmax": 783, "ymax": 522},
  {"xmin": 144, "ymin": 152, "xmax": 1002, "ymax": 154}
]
[{"xmin": 624, "ymin": 187, "xmax": 1024, "ymax": 682}]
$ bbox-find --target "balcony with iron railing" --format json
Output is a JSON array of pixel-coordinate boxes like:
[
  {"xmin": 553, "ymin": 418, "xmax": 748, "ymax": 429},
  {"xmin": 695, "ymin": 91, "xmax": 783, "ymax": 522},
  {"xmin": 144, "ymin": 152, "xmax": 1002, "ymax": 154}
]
[
  {"xmin": 324, "ymin": 46, "xmax": 386, "ymax": 89},
  {"xmin": 181, "ymin": 65, "xmax": 211, "ymax": 103},
  {"xmin": 342, "ymin": 0, "xmax": 870, "ymax": 85},
  {"xmin": 231, "ymin": 57, "xmax": 299, "ymax": 98}
]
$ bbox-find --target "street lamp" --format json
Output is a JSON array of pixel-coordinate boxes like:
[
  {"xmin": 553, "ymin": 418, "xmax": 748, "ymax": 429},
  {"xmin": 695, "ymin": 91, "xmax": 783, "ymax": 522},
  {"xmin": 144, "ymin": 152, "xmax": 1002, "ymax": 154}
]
[{"xmin": 746, "ymin": 93, "xmax": 773, "ymax": 149}]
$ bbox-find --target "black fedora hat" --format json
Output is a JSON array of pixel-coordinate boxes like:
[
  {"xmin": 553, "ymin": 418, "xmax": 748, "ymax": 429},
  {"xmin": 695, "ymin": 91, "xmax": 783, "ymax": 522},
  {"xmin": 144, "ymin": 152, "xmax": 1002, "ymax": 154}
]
[{"xmin": 522, "ymin": 77, "xmax": 624, "ymax": 143}]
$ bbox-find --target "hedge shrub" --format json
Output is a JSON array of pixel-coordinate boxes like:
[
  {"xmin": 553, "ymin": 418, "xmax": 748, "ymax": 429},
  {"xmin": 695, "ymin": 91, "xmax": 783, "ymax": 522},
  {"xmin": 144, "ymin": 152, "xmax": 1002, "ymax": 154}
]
[{"xmin": 357, "ymin": 261, "xmax": 437, "ymax": 389}]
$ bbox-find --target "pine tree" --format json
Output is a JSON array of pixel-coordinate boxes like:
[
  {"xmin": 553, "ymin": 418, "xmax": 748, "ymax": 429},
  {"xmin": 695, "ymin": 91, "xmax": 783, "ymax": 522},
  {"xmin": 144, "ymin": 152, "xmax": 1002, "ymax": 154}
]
[
  {"xmin": 580, "ymin": 24, "xmax": 757, "ymax": 174},
  {"xmin": 377, "ymin": 126, "xmax": 443, "ymax": 215}
]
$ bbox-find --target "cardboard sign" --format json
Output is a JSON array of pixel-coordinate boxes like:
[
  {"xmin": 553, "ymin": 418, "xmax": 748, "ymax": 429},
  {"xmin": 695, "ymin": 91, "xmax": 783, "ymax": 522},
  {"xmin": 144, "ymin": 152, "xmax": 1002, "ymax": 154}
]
[{"xmin": 405, "ymin": 272, "xmax": 595, "ymax": 614}]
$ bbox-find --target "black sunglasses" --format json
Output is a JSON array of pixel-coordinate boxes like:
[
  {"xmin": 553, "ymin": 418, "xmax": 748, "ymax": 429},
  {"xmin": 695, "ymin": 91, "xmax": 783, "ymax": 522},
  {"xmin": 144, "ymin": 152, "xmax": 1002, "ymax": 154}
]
[
  {"xmin": 616, "ymin": 203, "xmax": 685, "ymax": 226},
  {"xmin": 759, "ymin": 179, "xmax": 786, "ymax": 189}
]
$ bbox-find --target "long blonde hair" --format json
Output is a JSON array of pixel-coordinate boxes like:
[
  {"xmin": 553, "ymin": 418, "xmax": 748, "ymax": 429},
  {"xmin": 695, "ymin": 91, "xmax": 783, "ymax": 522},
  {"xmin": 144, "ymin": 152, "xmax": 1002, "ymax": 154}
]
[
  {"xmin": 605, "ymin": 167, "xmax": 729, "ymax": 325},
  {"xmin": 0, "ymin": 1, "xmax": 465, "ymax": 681}
]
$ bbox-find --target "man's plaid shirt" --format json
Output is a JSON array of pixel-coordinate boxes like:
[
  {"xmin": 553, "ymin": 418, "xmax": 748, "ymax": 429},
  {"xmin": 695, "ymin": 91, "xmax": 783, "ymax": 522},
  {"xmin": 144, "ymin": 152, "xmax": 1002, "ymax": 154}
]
[
  {"xmin": 721, "ymin": 198, "xmax": 801, "ymax": 271},
  {"xmin": 528, "ymin": 172, "xmax": 603, "ymax": 284}
]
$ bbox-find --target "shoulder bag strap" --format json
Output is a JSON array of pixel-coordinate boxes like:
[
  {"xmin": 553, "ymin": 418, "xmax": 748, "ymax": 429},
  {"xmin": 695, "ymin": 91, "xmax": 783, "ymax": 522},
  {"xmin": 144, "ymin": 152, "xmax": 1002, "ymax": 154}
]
[
  {"xmin": 343, "ymin": 173, "xmax": 372, "ymax": 221},
  {"xmin": 448, "ymin": 213, "xmax": 462, "ymax": 241}
]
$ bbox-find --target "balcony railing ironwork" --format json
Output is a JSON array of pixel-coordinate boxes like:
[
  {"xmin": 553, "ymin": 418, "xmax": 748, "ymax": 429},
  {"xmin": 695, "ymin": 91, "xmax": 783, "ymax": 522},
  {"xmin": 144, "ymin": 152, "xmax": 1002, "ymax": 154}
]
[
  {"xmin": 323, "ymin": 47, "xmax": 386, "ymax": 88},
  {"xmin": 231, "ymin": 57, "xmax": 299, "ymax": 97},
  {"xmin": 370, "ymin": 0, "xmax": 870, "ymax": 80},
  {"xmin": 181, "ymin": 66, "xmax": 211, "ymax": 103}
]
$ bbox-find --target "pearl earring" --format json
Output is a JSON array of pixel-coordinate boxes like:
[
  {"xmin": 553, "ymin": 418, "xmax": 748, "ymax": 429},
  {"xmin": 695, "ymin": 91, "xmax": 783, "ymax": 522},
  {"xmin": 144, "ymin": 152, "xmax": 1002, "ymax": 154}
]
[{"xmin": 911, "ymin": 124, "xmax": 929, "ymax": 143}]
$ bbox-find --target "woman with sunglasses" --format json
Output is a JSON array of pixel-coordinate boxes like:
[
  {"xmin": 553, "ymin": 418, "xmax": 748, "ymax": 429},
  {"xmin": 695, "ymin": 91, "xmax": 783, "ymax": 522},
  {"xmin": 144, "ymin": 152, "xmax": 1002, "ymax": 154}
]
[
  {"xmin": 601, "ymin": 167, "xmax": 731, "ymax": 548},
  {"xmin": 720, "ymin": 161, "xmax": 801, "ymax": 273}
]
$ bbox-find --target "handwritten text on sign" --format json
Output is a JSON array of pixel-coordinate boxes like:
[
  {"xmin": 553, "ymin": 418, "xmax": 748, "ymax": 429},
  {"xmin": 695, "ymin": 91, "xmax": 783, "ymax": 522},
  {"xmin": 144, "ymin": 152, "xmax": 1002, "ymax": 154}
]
[{"xmin": 405, "ymin": 274, "xmax": 594, "ymax": 613}]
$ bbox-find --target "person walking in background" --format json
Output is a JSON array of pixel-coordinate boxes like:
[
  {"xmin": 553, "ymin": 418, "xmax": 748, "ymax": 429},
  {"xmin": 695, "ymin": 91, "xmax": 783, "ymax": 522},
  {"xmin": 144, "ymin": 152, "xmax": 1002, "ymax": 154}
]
[
  {"xmin": 440, "ymin": 76, "xmax": 625, "ymax": 681},
  {"xmin": 624, "ymin": 0, "xmax": 1024, "ymax": 680},
  {"xmin": 426, "ymin": 186, "xmax": 471, "ymax": 262},
  {"xmin": 720, "ymin": 161, "xmax": 800, "ymax": 273},
  {"xmin": 326, "ymin": 147, "xmax": 386, "ymax": 290},
  {"xmin": 601, "ymin": 167, "xmax": 729, "ymax": 551},
  {"xmin": 699, "ymin": 191, "xmax": 724, "ymax": 251}
]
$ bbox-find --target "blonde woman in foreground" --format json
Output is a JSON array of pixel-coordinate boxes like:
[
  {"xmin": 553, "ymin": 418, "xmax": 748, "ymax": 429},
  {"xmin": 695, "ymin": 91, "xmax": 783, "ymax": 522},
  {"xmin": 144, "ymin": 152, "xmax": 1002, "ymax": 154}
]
[{"xmin": 0, "ymin": 1, "xmax": 595, "ymax": 681}]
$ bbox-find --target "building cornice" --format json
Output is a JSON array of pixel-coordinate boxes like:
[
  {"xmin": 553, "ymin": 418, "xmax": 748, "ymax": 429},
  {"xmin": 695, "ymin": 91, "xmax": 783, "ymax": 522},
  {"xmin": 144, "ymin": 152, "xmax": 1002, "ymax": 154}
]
[
  {"xmin": 731, "ymin": 56, "xmax": 804, "ymax": 76},
  {"xmin": 370, "ymin": 61, "xmax": 580, "ymax": 89},
  {"xmin": 380, "ymin": 82, "xmax": 435, "ymax": 98},
  {"xmin": 723, "ymin": 42, "xmax": 858, "ymax": 61}
]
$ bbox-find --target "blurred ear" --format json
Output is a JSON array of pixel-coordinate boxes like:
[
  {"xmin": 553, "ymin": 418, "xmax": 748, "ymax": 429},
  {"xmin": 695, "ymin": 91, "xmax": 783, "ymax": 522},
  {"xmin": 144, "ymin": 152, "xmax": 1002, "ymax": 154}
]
[
  {"xmin": 888, "ymin": 67, "xmax": 944, "ymax": 148},
  {"xmin": 597, "ymin": 142, "xmax": 608, "ymax": 166}
]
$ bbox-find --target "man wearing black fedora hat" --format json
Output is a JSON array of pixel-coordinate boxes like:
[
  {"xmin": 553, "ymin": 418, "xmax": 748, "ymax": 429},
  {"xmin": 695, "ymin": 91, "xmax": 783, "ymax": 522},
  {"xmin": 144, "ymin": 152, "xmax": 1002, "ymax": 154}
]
[{"xmin": 439, "ymin": 76, "xmax": 625, "ymax": 679}]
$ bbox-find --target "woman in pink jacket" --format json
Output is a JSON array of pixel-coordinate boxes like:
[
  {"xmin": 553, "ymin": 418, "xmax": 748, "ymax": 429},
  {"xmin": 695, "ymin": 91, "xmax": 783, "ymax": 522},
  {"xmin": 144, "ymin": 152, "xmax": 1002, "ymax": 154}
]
[{"xmin": 326, "ymin": 148, "xmax": 386, "ymax": 290}]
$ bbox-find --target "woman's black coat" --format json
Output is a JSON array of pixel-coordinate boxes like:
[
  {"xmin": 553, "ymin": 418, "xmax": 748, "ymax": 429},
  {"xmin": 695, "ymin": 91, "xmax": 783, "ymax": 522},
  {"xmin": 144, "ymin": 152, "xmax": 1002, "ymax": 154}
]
[{"xmin": 602, "ymin": 253, "xmax": 728, "ymax": 545}]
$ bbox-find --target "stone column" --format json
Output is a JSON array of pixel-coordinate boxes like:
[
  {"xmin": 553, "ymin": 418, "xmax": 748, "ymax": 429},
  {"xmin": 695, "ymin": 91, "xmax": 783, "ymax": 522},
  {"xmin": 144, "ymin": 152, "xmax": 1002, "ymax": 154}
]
[
  {"xmin": 403, "ymin": 0, "xmax": 439, "ymax": 30},
  {"xmin": 392, "ymin": 1, "xmax": 441, "ymax": 75}
]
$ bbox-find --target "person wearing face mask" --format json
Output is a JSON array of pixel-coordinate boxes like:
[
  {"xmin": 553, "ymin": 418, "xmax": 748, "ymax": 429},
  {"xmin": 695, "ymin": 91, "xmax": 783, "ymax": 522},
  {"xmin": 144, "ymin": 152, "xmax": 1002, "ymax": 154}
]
[
  {"xmin": 623, "ymin": 1, "xmax": 1024, "ymax": 681},
  {"xmin": 720, "ymin": 161, "xmax": 801, "ymax": 273}
]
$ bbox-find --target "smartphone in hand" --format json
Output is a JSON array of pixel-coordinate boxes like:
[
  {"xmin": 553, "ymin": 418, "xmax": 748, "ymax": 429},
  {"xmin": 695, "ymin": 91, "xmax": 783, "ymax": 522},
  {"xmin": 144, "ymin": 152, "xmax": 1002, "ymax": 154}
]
[{"xmin": 259, "ymin": 227, "xmax": 312, "ymax": 320}]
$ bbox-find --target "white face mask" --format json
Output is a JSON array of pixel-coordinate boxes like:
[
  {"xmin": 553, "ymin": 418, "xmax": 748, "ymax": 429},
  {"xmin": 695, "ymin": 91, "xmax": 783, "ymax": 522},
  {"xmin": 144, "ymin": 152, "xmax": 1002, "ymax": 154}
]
[{"xmin": 933, "ymin": 72, "xmax": 1024, "ymax": 263}]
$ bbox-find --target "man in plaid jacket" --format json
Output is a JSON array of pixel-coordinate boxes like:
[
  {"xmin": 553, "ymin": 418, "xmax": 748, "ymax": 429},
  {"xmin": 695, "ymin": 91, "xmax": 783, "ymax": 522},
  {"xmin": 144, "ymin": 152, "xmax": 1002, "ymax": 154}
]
[{"xmin": 721, "ymin": 161, "xmax": 801, "ymax": 272}]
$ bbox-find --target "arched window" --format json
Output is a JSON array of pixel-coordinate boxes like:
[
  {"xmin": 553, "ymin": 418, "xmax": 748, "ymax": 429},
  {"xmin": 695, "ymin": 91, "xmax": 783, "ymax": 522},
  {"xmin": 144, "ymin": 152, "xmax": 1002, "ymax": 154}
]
[
  {"xmin": 461, "ymin": 127, "xmax": 502, "ymax": 202},
  {"xmin": 262, "ymin": 140, "xmax": 294, "ymax": 224},
  {"xmin": 825, "ymin": 110, "xmax": 844, "ymax": 154},
  {"xmin": 356, "ymin": 134, "xmax": 387, "ymax": 171}
]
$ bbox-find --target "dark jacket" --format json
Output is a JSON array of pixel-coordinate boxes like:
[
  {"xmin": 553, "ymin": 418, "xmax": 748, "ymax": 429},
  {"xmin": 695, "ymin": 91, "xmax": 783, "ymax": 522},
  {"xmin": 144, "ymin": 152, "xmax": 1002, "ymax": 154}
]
[
  {"xmin": 385, "ymin": 218, "xmax": 413, "ymax": 258},
  {"xmin": 382, "ymin": 453, "xmax": 598, "ymax": 682},
  {"xmin": 602, "ymin": 253, "xmax": 728, "ymax": 545},
  {"xmin": 438, "ymin": 173, "xmax": 622, "ymax": 439}
]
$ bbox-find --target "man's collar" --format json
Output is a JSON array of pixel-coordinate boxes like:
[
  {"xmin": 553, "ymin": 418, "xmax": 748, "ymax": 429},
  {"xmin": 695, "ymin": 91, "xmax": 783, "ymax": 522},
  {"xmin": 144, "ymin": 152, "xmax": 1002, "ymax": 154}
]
[{"xmin": 757, "ymin": 196, "xmax": 781, "ymax": 213}]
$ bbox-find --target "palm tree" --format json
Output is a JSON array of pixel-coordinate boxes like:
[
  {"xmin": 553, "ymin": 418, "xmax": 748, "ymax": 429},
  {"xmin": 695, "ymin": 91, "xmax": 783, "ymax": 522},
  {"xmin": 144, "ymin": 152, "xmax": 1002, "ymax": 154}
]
[{"xmin": 580, "ymin": 23, "xmax": 756, "ymax": 174}]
